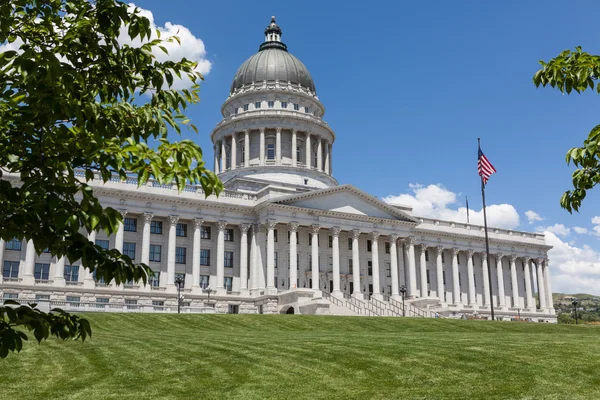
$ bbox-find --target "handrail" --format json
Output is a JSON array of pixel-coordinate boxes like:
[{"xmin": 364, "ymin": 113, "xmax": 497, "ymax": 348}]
[{"xmin": 322, "ymin": 291, "xmax": 344, "ymax": 308}]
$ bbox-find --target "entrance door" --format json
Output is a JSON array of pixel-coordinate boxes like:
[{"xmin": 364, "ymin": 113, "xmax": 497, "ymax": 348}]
[
  {"xmin": 349, "ymin": 282, "xmax": 354, "ymax": 295},
  {"xmin": 329, "ymin": 280, "xmax": 334, "ymax": 293},
  {"xmin": 369, "ymin": 284, "xmax": 373, "ymax": 299}
]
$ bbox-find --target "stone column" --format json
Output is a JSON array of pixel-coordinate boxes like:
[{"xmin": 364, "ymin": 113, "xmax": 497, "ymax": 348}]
[
  {"xmin": 276, "ymin": 128, "xmax": 282, "ymax": 166},
  {"xmin": 328, "ymin": 146, "xmax": 333, "ymax": 175},
  {"xmin": 141, "ymin": 212, "xmax": 152, "ymax": 266},
  {"xmin": 509, "ymin": 255, "xmax": 519, "ymax": 308},
  {"xmin": 389, "ymin": 234, "xmax": 400, "ymax": 298},
  {"xmin": 239, "ymin": 223, "xmax": 250, "ymax": 295},
  {"xmin": 543, "ymin": 259, "xmax": 554, "ymax": 313},
  {"xmin": 481, "ymin": 253, "xmax": 490, "ymax": 308},
  {"xmin": 220, "ymin": 138, "xmax": 226, "ymax": 172},
  {"xmin": 259, "ymin": 128, "xmax": 265, "ymax": 166},
  {"xmin": 22, "ymin": 239, "xmax": 35, "ymax": 285},
  {"xmin": 257, "ymin": 224, "xmax": 266, "ymax": 290},
  {"xmin": 305, "ymin": 132, "xmax": 311, "ymax": 169},
  {"xmin": 83, "ymin": 231, "xmax": 96, "ymax": 289},
  {"xmin": 351, "ymin": 229, "xmax": 362, "ymax": 299},
  {"xmin": 436, "ymin": 246, "xmax": 444, "ymax": 304},
  {"xmin": 231, "ymin": 132, "xmax": 237, "ymax": 170},
  {"xmin": 418, "ymin": 244, "xmax": 428, "ymax": 298},
  {"xmin": 291, "ymin": 129, "xmax": 297, "ymax": 167},
  {"xmin": 115, "ymin": 209, "xmax": 126, "ymax": 253},
  {"xmin": 522, "ymin": 257, "xmax": 534, "ymax": 310},
  {"xmin": 166, "ymin": 215, "xmax": 179, "ymax": 292},
  {"xmin": 496, "ymin": 253, "xmax": 506, "ymax": 309},
  {"xmin": 466, "ymin": 249, "xmax": 477, "ymax": 306},
  {"xmin": 249, "ymin": 224, "xmax": 258, "ymax": 292},
  {"xmin": 324, "ymin": 141, "xmax": 330, "ymax": 175},
  {"xmin": 0, "ymin": 239, "xmax": 4, "ymax": 284},
  {"xmin": 451, "ymin": 247, "xmax": 460, "ymax": 305},
  {"xmin": 311, "ymin": 224, "xmax": 320, "ymax": 296},
  {"xmin": 289, "ymin": 222, "xmax": 299, "ymax": 290},
  {"xmin": 331, "ymin": 226, "xmax": 342, "ymax": 298},
  {"xmin": 406, "ymin": 237, "xmax": 417, "ymax": 297},
  {"xmin": 536, "ymin": 258, "xmax": 547, "ymax": 311},
  {"xmin": 216, "ymin": 220, "xmax": 227, "ymax": 295},
  {"xmin": 371, "ymin": 232, "xmax": 382, "ymax": 300},
  {"xmin": 317, "ymin": 137, "xmax": 323, "ymax": 171},
  {"xmin": 214, "ymin": 144, "xmax": 219, "ymax": 174},
  {"xmin": 244, "ymin": 130, "xmax": 250, "ymax": 168},
  {"xmin": 52, "ymin": 256, "xmax": 66, "ymax": 287},
  {"xmin": 266, "ymin": 219, "xmax": 277, "ymax": 294},
  {"xmin": 191, "ymin": 218, "xmax": 203, "ymax": 293}
]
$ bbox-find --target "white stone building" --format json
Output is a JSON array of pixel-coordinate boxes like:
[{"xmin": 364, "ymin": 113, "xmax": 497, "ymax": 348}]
[{"xmin": 0, "ymin": 17, "xmax": 555, "ymax": 321}]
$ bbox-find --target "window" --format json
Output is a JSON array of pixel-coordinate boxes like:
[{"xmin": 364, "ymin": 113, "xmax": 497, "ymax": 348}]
[
  {"xmin": 200, "ymin": 275, "xmax": 210, "ymax": 289},
  {"xmin": 457, "ymin": 254, "xmax": 461, "ymax": 264},
  {"xmin": 224, "ymin": 251, "xmax": 234, "ymax": 268},
  {"xmin": 458, "ymin": 273, "xmax": 462, "ymax": 288},
  {"xmin": 3, "ymin": 293, "xmax": 18, "ymax": 300},
  {"xmin": 443, "ymin": 271, "xmax": 446, "ymax": 285},
  {"xmin": 152, "ymin": 300, "xmax": 164, "ymax": 307},
  {"xmin": 234, "ymin": 107, "xmax": 238, "ymax": 115},
  {"xmin": 281, "ymin": 101, "xmax": 288, "ymax": 109},
  {"xmin": 224, "ymin": 277, "xmax": 233, "ymax": 291},
  {"xmin": 297, "ymin": 145, "xmax": 302, "ymax": 162},
  {"xmin": 175, "ymin": 247, "xmax": 186, "ymax": 264},
  {"xmin": 66, "ymin": 296, "xmax": 81, "ymax": 306},
  {"xmin": 149, "ymin": 221, "xmax": 163, "ymax": 234},
  {"xmin": 200, "ymin": 249, "xmax": 211, "ymax": 266},
  {"xmin": 367, "ymin": 261, "xmax": 373, "ymax": 276},
  {"xmin": 442, "ymin": 252, "xmax": 445, "ymax": 263},
  {"xmin": 348, "ymin": 238, "xmax": 353, "ymax": 250},
  {"xmin": 243, "ymin": 104, "xmax": 249, "ymax": 111},
  {"xmin": 123, "ymin": 242, "xmax": 136, "ymax": 259},
  {"xmin": 124, "ymin": 217, "xmax": 137, "ymax": 232},
  {"xmin": 274, "ymin": 252, "xmax": 278, "ymax": 268},
  {"xmin": 34, "ymin": 263, "xmax": 50, "ymax": 280},
  {"xmin": 385, "ymin": 262, "xmax": 391, "ymax": 277},
  {"xmin": 228, "ymin": 304, "xmax": 239, "ymax": 314},
  {"xmin": 254, "ymin": 101, "xmax": 261, "ymax": 109},
  {"xmin": 304, "ymin": 106, "xmax": 309, "ymax": 113},
  {"xmin": 3, "ymin": 261, "xmax": 19, "ymax": 278},
  {"xmin": 176, "ymin": 223, "xmax": 187, "ymax": 237},
  {"xmin": 149, "ymin": 272, "xmax": 160, "ymax": 287},
  {"xmin": 201, "ymin": 226, "xmax": 211, "ymax": 240},
  {"xmin": 425, "ymin": 250, "xmax": 429, "ymax": 262},
  {"xmin": 149, "ymin": 245, "xmax": 161, "ymax": 262},
  {"xmin": 64, "ymin": 265, "xmax": 79, "ymax": 282},
  {"xmin": 367, "ymin": 240, "xmax": 372, "ymax": 252},
  {"xmin": 96, "ymin": 239, "xmax": 109, "ymax": 250},
  {"xmin": 125, "ymin": 299, "xmax": 138, "ymax": 309},
  {"xmin": 385, "ymin": 242, "xmax": 390, "ymax": 254},
  {"xmin": 36, "ymin": 294, "xmax": 50, "ymax": 301},
  {"xmin": 309, "ymin": 255, "xmax": 312, "ymax": 271},
  {"xmin": 293, "ymin": 103, "xmax": 299, "ymax": 111},
  {"xmin": 268, "ymin": 101, "xmax": 274, "ymax": 108},
  {"xmin": 426, "ymin": 269, "xmax": 430, "ymax": 284},
  {"xmin": 5, "ymin": 238, "xmax": 22, "ymax": 251},
  {"xmin": 328, "ymin": 236, "xmax": 333, "ymax": 248},
  {"xmin": 93, "ymin": 270, "xmax": 105, "ymax": 285},
  {"xmin": 225, "ymin": 228, "xmax": 234, "ymax": 242},
  {"xmin": 267, "ymin": 143, "xmax": 275, "ymax": 160},
  {"xmin": 348, "ymin": 258, "xmax": 353, "ymax": 273}
]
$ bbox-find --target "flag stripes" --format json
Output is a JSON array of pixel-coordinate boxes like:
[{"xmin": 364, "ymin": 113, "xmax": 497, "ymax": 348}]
[{"xmin": 478, "ymin": 148, "xmax": 496, "ymax": 184}]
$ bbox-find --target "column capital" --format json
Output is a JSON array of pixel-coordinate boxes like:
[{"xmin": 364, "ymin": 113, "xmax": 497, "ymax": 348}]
[
  {"xmin": 419, "ymin": 243, "xmax": 428, "ymax": 254},
  {"xmin": 405, "ymin": 236, "xmax": 415, "ymax": 246},
  {"xmin": 388, "ymin": 233, "xmax": 399, "ymax": 242},
  {"xmin": 231, "ymin": 131, "xmax": 237, "ymax": 138},
  {"xmin": 436, "ymin": 245, "xmax": 444, "ymax": 255},
  {"xmin": 251, "ymin": 223, "xmax": 260, "ymax": 234},
  {"xmin": 330, "ymin": 226, "xmax": 341, "ymax": 237},
  {"xmin": 193, "ymin": 218, "xmax": 204, "ymax": 228},
  {"xmin": 142, "ymin": 212, "xmax": 153, "ymax": 224},
  {"xmin": 240, "ymin": 223, "xmax": 251, "ymax": 234},
  {"xmin": 276, "ymin": 127, "xmax": 282, "ymax": 133},
  {"xmin": 496, "ymin": 252, "xmax": 504, "ymax": 260},
  {"xmin": 259, "ymin": 127, "xmax": 265, "ymax": 134},
  {"xmin": 535, "ymin": 257, "xmax": 545, "ymax": 264},
  {"xmin": 292, "ymin": 128, "xmax": 298, "ymax": 134},
  {"xmin": 370, "ymin": 231, "xmax": 381, "ymax": 241},
  {"xmin": 118, "ymin": 209, "xmax": 128, "ymax": 218},
  {"xmin": 168, "ymin": 215, "xmax": 179, "ymax": 226},
  {"xmin": 509, "ymin": 254, "xmax": 518, "ymax": 263},
  {"xmin": 311, "ymin": 224, "xmax": 321, "ymax": 234},
  {"xmin": 265, "ymin": 219, "xmax": 277, "ymax": 230},
  {"xmin": 288, "ymin": 221, "xmax": 300, "ymax": 232},
  {"xmin": 258, "ymin": 223, "xmax": 267, "ymax": 233},
  {"xmin": 216, "ymin": 220, "xmax": 227, "ymax": 231},
  {"xmin": 351, "ymin": 229, "xmax": 361, "ymax": 239},
  {"xmin": 521, "ymin": 256, "xmax": 530, "ymax": 263},
  {"xmin": 451, "ymin": 247, "xmax": 460, "ymax": 256},
  {"xmin": 466, "ymin": 249, "xmax": 474, "ymax": 258}
]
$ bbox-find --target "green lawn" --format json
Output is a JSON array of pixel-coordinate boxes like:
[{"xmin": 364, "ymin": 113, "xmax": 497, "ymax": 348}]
[{"xmin": 1, "ymin": 314, "xmax": 599, "ymax": 399}]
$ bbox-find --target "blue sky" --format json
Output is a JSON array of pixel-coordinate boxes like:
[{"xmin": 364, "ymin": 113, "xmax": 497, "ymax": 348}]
[{"xmin": 130, "ymin": 0, "xmax": 600, "ymax": 294}]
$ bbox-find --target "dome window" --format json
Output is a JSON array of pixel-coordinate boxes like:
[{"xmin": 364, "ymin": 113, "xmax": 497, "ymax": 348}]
[
  {"xmin": 243, "ymin": 104, "xmax": 249, "ymax": 111},
  {"xmin": 281, "ymin": 101, "xmax": 288, "ymax": 109},
  {"xmin": 304, "ymin": 106, "xmax": 310, "ymax": 113},
  {"xmin": 293, "ymin": 103, "xmax": 299, "ymax": 111},
  {"xmin": 234, "ymin": 107, "xmax": 238, "ymax": 115},
  {"xmin": 268, "ymin": 101, "xmax": 274, "ymax": 108},
  {"xmin": 255, "ymin": 102, "xmax": 261, "ymax": 109},
  {"xmin": 267, "ymin": 143, "xmax": 275, "ymax": 160}
]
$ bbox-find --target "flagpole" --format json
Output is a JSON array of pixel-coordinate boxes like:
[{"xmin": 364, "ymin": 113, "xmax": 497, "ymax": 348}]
[
  {"xmin": 466, "ymin": 195, "xmax": 470, "ymax": 224},
  {"xmin": 479, "ymin": 138, "xmax": 495, "ymax": 321}
]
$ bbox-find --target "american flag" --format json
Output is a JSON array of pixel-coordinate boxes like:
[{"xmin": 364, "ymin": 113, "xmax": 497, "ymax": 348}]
[{"xmin": 478, "ymin": 148, "xmax": 496, "ymax": 184}]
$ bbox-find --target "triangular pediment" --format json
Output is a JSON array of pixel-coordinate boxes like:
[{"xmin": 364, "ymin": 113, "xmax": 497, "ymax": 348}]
[{"xmin": 273, "ymin": 185, "xmax": 417, "ymax": 222}]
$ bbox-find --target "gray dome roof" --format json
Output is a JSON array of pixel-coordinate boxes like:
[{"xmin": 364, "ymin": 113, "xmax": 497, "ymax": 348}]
[{"xmin": 229, "ymin": 17, "xmax": 316, "ymax": 95}]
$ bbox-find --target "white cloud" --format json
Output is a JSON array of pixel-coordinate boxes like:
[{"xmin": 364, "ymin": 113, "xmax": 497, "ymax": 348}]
[
  {"xmin": 592, "ymin": 216, "xmax": 600, "ymax": 237},
  {"xmin": 536, "ymin": 223, "xmax": 571, "ymax": 238},
  {"xmin": 573, "ymin": 226, "xmax": 589, "ymax": 235},
  {"xmin": 525, "ymin": 210, "xmax": 543, "ymax": 224},
  {"xmin": 382, "ymin": 183, "xmax": 520, "ymax": 230}
]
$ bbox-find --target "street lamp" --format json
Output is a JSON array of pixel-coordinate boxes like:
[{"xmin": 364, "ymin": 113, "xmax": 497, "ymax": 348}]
[
  {"xmin": 205, "ymin": 288, "xmax": 213, "ymax": 301},
  {"xmin": 399, "ymin": 285, "xmax": 407, "ymax": 317},
  {"xmin": 175, "ymin": 276, "xmax": 185, "ymax": 314},
  {"xmin": 572, "ymin": 298, "xmax": 579, "ymax": 325}
]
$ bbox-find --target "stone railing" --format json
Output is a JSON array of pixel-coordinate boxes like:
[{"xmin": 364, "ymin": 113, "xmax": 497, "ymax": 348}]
[{"xmin": 417, "ymin": 217, "xmax": 547, "ymax": 241}]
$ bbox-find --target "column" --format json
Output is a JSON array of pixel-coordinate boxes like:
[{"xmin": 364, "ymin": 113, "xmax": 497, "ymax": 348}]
[
  {"xmin": 451, "ymin": 247, "xmax": 460, "ymax": 306},
  {"xmin": 288, "ymin": 222, "xmax": 299, "ymax": 290},
  {"xmin": 239, "ymin": 223, "xmax": 250, "ymax": 295},
  {"xmin": 115, "ymin": 209, "xmax": 126, "ymax": 253},
  {"xmin": 436, "ymin": 246, "xmax": 445, "ymax": 304},
  {"xmin": 291, "ymin": 129, "xmax": 297, "ymax": 167},
  {"xmin": 481, "ymin": 253, "xmax": 490, "ymax": 308},
  {"xmin": 389, "ymin": 235, "xmax": 400, "ymax": 298},
  {"xmin": 371, "ymin": 232, "xmax": 382, "ymax": 300},
  {"xmin": 166, "ymin": 215, "xmax": 179, "ymax": 292},
  {"xmin": 0, "ymin": 239, "xmax": 4, "ymax": 284},
  {"xmin": 305, "ymin": 132, "xmax": 311, "ymax": 169},
  {"xmin": 83, "ymin": 231, "xmax": 96, "ymax": 289},
  {"xmin": 328, "ymin": 146, "xmax": 333, "ymax": 175},
  {"xmin": 311, "ymin": 224, "xmax": 320, "ymax": 296},
  {"xmin": 509, "ymin": 255, "xmax": 519, "ymax": 308},
  {"xmin": 543, "ymin": 258, "xmax": 554, "ymax": 313},
  {"xmin": 216, "ymin": 220, "xmax": 227, "ymax": 295},
  {"xmin": 466, "ymin": 250, "xmax": 477, "ymax": 307},
  {"xmin": 257, "ymin": 224, "xmax": 266, "ymax": 290},
  {"xmin": 22, "ymin": 239, "xmax": 35, "ymax": 285},
  {"xmin": 324, "ymin": 141, "xmax": 330, "ymax": 175},
  {"xmin": 536, "ymin": 258, "xmax": 547, "ymax": 311},
  {"xmin": 418, "ymin": 244, "xmax": 428, "ymax": 298},
  {"xmin": 52, "ymin": 256, "xmax": 66, "ymax": 287},
  {"xmin": 231, "ymin": 132, "xmax": 237, "ymax": 170},
  {"xmin": 406, "ymin": 237, "xmax": 417, "ymax": 297},
  {"xmin": 214, "ymin": 144, "xmax": 219, "ymax": 174},
  {"xmin": 330, "ymin": 226, "xmax": 342, "ymax": 298},
  {"xmin": 249, "ymin": 224, "xmax": 258, "ymax": 292},
  {"xmin": 141, "ymin": 212, "xmax": 152, "ymax": 266},
  {"xmin": 522, "ymin": 257, "xmax": 534, "ymax": 310},
  {"xmin": 496, "ymin": 253, "xmax": 506, "ymax": 309},
  {"xmin": 259, "ymin": 128, "xmax": 265, "ymax": 166},
  {"xmin": 317, "ymin": 137, "xmax": 323, "ymax": 171},
  {"xmin": 351, "ymin": 229, "xmax": 362, "ymax": 299},
  {"xmin": 244, "ymin": 130, "xmax": 250, "ymax": 168},
  {"xmin": 220, "ymin": 138, "xmax": 226, "ymax": 172},
  {"xmin": 266, "ymin": 219, "xmax": 277, "ymax": 293},
  {"xmin": 275, "ymin": 128, "xmax": 282, "ymax": 166},
  {"xmin": 191, "ymin": 218, "xmax": 203, "ymax": 293}
]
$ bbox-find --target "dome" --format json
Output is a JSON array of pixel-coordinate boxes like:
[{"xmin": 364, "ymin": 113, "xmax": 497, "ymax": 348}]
[{"xmin": 229, "ymin": 17, "xmax": 316, "ymax": 95}]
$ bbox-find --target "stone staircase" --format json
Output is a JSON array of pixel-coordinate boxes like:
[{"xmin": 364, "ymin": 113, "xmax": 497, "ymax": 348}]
[{"xmin": 321, "ymin": 292, "xmax": 436, "ymax": 318}]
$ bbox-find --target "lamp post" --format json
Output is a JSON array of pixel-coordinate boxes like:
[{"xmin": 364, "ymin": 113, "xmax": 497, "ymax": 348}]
[
  {"xmin": 399, "ymin": 285, "xmax": 407, "ymax": 317},
  {"xmin": 516, "ymin": 307, "xmax": 521, "ymax": 319},
  {"xmin": 205, "ymin": 288, "xmax": 213, "ymax": 301},
  {"xmin": 572, "ymin": 298, "xmax": 579, "ymax": 325},
  {"xmin": 175, "ymin": 276, "xmax": 185, "ymax": 314}
]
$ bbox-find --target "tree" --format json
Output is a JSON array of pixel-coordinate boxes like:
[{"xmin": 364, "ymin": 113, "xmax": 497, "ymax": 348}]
[
  {"xmin": 0, "ymin": 0, "xmax": 222, "ymax": 357},
  {"xmin": 533, "ymin": 47, "xmax": 600, "ymax": 213}
]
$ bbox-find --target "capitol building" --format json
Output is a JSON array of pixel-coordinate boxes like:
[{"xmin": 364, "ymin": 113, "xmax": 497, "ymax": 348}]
[{"xmin": 0, "ymin": 18, "xmax": 556, "ymax": 321}]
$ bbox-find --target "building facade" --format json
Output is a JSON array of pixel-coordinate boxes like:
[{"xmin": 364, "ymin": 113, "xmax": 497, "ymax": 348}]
[{"xmin": 0, "ymin": 17, "xmax": 555, "ymax": 321}]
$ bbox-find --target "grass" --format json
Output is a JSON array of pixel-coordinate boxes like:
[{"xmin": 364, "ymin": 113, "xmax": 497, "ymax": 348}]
[{"xmin": 1, "ymin": 314, "xmax": 600, "ymax": 400}]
